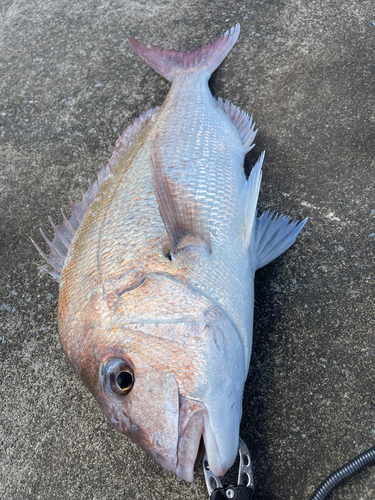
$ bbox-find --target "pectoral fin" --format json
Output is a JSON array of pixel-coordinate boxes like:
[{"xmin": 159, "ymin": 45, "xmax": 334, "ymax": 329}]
[{"xmin": 151, "ymin": 138, "xmax": 210, "ymax": 258}]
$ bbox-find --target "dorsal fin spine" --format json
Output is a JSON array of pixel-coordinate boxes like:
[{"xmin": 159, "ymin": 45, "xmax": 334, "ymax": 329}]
[
  {"xmin": 31, "ymin": 107, "xmax": 160, "ymax": 282},
  {"xmin": 39, "ymin": 228, "xmax": 66, "ymax": 261},
  {"xmin": 61, "ymin": 209, "xmax": 75, "ymax": 236},
  {"xmin": 48, "ymin": 216, "xmax": 71, "ymax": 249}
]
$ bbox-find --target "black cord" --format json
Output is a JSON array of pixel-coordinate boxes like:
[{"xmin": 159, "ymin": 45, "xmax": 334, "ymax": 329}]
[{"xmin": 310, "ymin": 445, "xmax": 375, "ymax": 500}]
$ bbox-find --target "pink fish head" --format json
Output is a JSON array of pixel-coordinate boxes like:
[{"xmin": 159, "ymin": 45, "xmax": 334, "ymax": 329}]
[{"xmin": 58, "ymin": 274, "xmax": 246, "ymax": 482}]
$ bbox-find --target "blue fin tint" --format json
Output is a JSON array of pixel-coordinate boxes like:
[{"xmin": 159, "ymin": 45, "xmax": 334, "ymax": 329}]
[
  {"xmin": 243, "ymin": 152, "xmax": 264, "ymax": 249},
  {"xmin": 252, "ymin": 211, "xmax": 307, "ymax": 270}
]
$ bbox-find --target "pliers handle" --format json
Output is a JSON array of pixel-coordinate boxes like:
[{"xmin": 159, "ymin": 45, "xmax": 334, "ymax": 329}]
[{"xmin": 203, "ymin": 438, "xmax": 254, "ymax": 499}]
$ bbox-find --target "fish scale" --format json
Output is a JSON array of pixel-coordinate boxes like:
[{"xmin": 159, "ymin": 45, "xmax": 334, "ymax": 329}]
[
  {"xmin": 33, "ymin": 25, "xmax": 306, "ymax": 483},
  {"xmin": 145, "ymin": 78, "xmax": 249, "ymax": 336},
  {"xmin": 91, "ymin": 87, "xmax": 246, "ymax": 340}
]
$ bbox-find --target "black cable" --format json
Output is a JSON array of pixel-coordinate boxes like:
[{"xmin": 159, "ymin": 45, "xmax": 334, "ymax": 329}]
[{"xmin": 310, "ymin": 445, "xmax": 375, "ymax": 500}]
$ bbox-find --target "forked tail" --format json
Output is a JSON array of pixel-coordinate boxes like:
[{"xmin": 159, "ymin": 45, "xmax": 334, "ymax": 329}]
[{"xmin": 128, "ymin": 24, "xmax": 240, "ymax": 82}]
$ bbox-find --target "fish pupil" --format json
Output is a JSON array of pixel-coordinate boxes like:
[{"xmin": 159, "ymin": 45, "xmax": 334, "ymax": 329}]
[{"xmin": 116, "ymin": 371, "xmax": 133, "ymax": 391}]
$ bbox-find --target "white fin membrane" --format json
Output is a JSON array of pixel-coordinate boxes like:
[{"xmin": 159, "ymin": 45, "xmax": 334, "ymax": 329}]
[
  {"xmin": 253, "ymin": 211, "xmax": 307, "ymax": 270},
  {"xmin": 243, "ymin": 152, "xmax": 264, "ymax": 249},
  {"xmin": 217, "ymin": 98, "xmax": 257, "ymax": 153},
  {"xmin": 31, "ymin": 107, "xmax": 160, "ymax": 282}
]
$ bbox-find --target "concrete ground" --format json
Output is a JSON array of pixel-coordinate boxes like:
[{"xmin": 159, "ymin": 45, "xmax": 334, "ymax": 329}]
[{"xmin": 1, "ymin": 1, "xmax": 374, "ymax": 499}]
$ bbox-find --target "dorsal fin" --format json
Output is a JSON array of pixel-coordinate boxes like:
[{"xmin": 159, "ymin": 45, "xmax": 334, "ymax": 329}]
[
  {"xmin": 151, "ymin": 136, "xmax": 210, "ymax": 258},
  {"xmin": 217, "ymin": 98, "xmax": 257, "ymax": 152},
  {"xmin": 31, "ymin": 107, "xmax": 160, "ymax": 282}
]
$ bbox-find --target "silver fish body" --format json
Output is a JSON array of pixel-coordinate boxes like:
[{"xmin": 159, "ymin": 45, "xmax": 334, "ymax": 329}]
[{"xmin": 33, "ymin": 25, "xmax": 306, "ymax": 482}]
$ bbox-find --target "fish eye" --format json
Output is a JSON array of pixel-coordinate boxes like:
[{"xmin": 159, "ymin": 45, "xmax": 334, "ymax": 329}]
[
  {"xmin": 115, "ymin": 370, "xmax": 134, "ymax": 392},
  {"xmin": 103, "ymin": 359, "xmax": 134, "ymax": 396}
]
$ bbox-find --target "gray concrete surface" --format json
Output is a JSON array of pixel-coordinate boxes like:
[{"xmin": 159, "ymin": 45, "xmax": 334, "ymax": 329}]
[{"xmin": 1, "ymin": 1, "xmax": 374, "ymax": 499}]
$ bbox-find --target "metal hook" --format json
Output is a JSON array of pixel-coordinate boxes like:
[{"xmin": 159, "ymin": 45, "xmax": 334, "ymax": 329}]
[{"xmin": 203, "ymin": 438, "xmax": 254, "ymax": 499}]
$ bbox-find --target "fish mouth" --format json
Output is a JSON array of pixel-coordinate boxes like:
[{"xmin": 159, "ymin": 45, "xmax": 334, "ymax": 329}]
[{"xmin": 175, "ymin": 397, "xmax": 227, "ymax": 482}]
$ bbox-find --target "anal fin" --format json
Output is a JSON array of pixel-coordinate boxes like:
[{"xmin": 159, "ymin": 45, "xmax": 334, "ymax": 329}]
[
  {"xmin": 151, "ymin": 138, "xmax": 210, "ymax": 258},
  {"xmin": 217, "ymin": 98, "xmax": 257, "ymax": 152}
]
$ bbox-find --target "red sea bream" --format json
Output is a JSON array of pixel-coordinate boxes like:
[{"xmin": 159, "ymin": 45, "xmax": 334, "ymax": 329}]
[{"xmin": 32, "ymin": 25, "xmax": 306, "ymax": 482}]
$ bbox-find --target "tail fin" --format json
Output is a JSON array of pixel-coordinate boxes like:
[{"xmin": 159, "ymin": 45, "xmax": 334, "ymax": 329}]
[{"xmin": 128, "ymin": 24, "xmax": 240, "ymax": 82}]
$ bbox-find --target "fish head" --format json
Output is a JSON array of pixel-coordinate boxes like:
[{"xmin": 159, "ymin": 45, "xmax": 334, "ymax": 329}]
[{"xmin": 58, "ymin": 276, "xmax": 246, "ymax": 482}]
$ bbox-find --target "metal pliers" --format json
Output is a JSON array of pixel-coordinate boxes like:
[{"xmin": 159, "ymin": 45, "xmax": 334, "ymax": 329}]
[{"xmin": 203, "ymin": 438, "xmax": 254, "ymax": 499}]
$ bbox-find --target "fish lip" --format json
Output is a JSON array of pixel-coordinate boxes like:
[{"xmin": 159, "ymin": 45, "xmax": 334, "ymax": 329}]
[
  {"xmin": 175, "ymin": 397, "xmax": 205, "ymax": 482},
  {"xmin": 202, "ymin": 412, "xmax": 226, "ymax": 476},
  {"xmin": 175, "ymin": 397, "xmax": 225, "ymax": 482}
]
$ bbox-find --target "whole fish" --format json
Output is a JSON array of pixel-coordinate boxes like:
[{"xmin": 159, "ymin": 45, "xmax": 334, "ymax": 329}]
[{"xmin": 32, "ymin": 25, "xmax": 306, "ymax": 482}]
